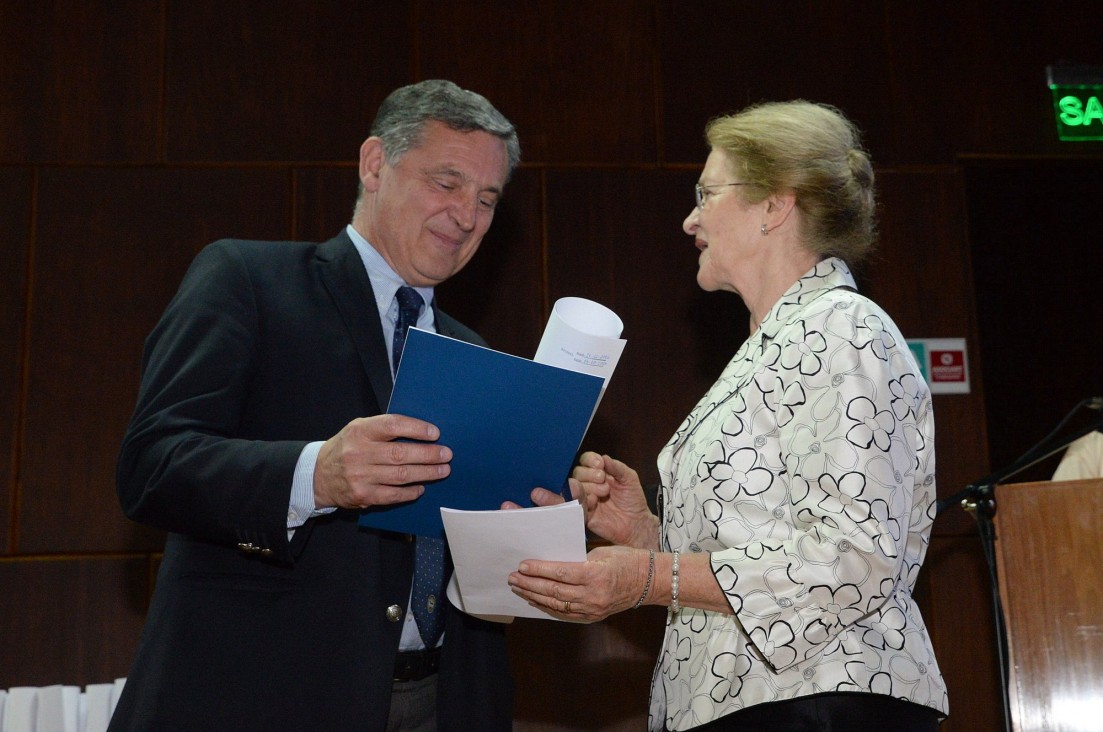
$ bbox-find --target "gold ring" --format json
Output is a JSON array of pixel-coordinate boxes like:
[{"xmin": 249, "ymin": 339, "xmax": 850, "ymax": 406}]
[{"xmin": 564, "ymin": 600, "xmax": 571, "ymax": 613}]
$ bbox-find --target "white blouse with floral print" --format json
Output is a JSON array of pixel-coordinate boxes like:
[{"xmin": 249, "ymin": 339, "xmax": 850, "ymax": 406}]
[{"xmin": 650, "ymin": 258, "xmax": 948, "ymax": 731}]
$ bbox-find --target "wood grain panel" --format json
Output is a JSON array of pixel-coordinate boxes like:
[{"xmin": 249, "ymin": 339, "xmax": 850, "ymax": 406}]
[
  {"xmin": 164, "ymin": 0, "xmax": 410, "ymax": 162},
  {"xmin": 923, "ymin": 534, "xmax": 1005, "ymax": 732},
  {"xmin": 546, "ymin": 168, "xmax": 744, "ymax": 489},
  {"xmin": 0, "ymin": 168, "xmax": 32, "ymax": 554},
  {"xmin": 415, "ymin": 0, "xmax": 659, "ymax": 165},
  {"xmin": 510, "ymin": 606, "xmax": 667, "ymax": 731},
  {"xmin": 19, "ymin": 166, "xmax": 291, "ymax": 554},
  {"xmin": 0, "ymin": 0, "xmax": 162, "ymax": 163},
  {"xmin": 885, "ymin": 1, "xmax": 1103, "ymax": 163},
  {"xmin": 0, "ymin": 557, "xmax": 148, "ymax": 688},
  {"xmin": 291, "ymin": 165, "xmax": 358, "ymax": 243},
  {"xmin": 657, "ymin": 0, "xmax": 896, "ymax": 166},
  {"xmin": 873, "ymin": 170, "xmax": 991, "ymax": 535},
  {"xmin": 995, "ymin": 479, "xmax": 1103, "ymax": 732}
]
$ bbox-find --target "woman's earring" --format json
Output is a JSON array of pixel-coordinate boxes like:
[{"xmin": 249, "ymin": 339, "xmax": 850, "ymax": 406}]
[{"xmin": 760, "ymin": 224, "xmax": 768, "ymax": 236}]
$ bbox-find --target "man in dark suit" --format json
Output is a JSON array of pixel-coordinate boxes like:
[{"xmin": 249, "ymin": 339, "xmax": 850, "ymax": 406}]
[{"xmin": 110, "ymin": 80, "xmax": 520, "ymax": 731}]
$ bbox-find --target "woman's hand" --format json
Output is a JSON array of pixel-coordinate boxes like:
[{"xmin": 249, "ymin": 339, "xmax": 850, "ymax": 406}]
[
  {"xmin": 503, "ymin": 451, "xmax": 659, "ymax": 549},
  {"xmin": 571, "ymin": 452, "xmax": 658, "ymax": 549},
  {"xmin": 508, "ymin": 545, "xmax": 651, "ymax": 622}
]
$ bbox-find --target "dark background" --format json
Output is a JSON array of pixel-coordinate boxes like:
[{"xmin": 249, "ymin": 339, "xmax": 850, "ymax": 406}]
[{"xmin": 2, "ymin": 2, "xmax": 1101, "ymax": 730}]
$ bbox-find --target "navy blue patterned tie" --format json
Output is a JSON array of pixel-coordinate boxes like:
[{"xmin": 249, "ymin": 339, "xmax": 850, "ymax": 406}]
[
  {"xmin": 392, "ymin": 286, "xmax": 448, "ymax": 647},
  {"xmin": 392, "ymin": 286, "xmax": 423, "ymax": 378}
]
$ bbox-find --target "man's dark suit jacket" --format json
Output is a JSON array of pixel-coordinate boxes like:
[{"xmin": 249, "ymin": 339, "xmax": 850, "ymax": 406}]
[{"xmin": 109, "ymin": 232, "xmax": 514, "ymax": 731}]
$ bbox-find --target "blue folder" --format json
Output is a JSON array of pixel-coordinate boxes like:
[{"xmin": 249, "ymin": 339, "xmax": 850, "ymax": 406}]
[{"xmin": 357, "ymin": 328, "xmax": 604, "ymax": 538}]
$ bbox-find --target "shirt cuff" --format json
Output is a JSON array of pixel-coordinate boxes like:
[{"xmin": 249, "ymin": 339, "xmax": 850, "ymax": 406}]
[{"xmin": 288, "ymin": 441, "xmax": 333, "ymax": 529}]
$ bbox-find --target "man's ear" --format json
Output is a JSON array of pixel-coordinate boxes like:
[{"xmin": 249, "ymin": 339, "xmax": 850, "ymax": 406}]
[{"xmin": 359, "ymin": 136, "xmax": 386, "ymax": 193}]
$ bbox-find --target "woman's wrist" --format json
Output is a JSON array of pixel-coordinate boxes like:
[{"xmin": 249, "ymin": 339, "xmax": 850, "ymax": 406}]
[{"xmin": 627, "ymin": 512, "xmax": 661, "ymax": 551}]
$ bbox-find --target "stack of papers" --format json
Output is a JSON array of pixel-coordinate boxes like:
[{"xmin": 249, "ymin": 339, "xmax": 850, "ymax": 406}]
[{"xmin": 444, "ymin": 500, "xmax": 587, "ymax": 620}]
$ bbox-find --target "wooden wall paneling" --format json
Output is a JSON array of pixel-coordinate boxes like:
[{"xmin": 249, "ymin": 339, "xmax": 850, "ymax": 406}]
[
  {"xmin": 885, "ymin": 1, "xmax": 1103, "ymax": 164},
  {"xmin": 872, "ymin": 170, "xmax": 991, "ymax": 535},
  {"xmin": 965, "ymin": 161, "xmax": 1103, "ymax": 484},
  {"xmin": 922, "ymin": 535, "xmax": 1005, "ymax": 732},
  {"xmin": 0, "ymin": 0, "xmax": 163, "ymax": 163},
  {"xmin": 292, "ymin": 166, "xmax": 359, "ymax": 244},
  {"xmin": 415, "ymin": 0, "xmax": 659, "ymax": 165},
  {"xmin": 510, "ymin": 607, "xmax": 667, "ymax": 731},
  {"xmin": 0, "ymin": 168, "xmax": 33, "ymax": 554},
  {"xmin": 164, "ymin": 0, "xmax": 411, "ymax": 162},
  {"xmin": 0, "ymin": 557, "xmax": 148, "ymax": 688},
  {"xmin": 657, "ymin": 0, "xmax": 896, "ymax": 166},
  {"xmin": 860, "ymin": 171, "xmax": 974, "ymax": 335},
  {"xmin": 18, "ymin": 166, "xmax": 292, "ymax": 555},
  {"xmin": 545, "ymin": 168, "xmax": 742, "ymax": 489}
]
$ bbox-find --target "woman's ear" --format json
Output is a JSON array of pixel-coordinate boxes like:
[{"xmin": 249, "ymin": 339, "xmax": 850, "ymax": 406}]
[{"xmin": 763, "ymin": 190, "xmax": 797, "ymax": 234}]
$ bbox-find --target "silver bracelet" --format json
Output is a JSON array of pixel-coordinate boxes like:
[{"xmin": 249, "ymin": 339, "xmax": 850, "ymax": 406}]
[
  {"xmin": 634, "ymin": 549, "xmax": 655, "ymax": 609},
  {"xmin": 670, "ymin": 550, "xmax": 680, "ymax": 614}
]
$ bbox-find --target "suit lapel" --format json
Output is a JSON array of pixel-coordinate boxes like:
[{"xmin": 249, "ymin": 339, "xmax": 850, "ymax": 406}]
[{"xmin": 315, "ymin": 233, "xmax": 394, "ymax": 413}]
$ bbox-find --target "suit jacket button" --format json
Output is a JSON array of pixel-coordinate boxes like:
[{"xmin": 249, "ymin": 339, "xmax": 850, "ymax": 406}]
[{"xmin": 386, "ymin": 605, "xmax": 403, "ymax": 623}]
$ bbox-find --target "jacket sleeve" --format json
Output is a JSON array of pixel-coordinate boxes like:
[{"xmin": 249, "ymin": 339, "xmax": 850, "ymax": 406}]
[{"xmin": 116, "ymin": 241, "xmax": 305, "ymax": 561}]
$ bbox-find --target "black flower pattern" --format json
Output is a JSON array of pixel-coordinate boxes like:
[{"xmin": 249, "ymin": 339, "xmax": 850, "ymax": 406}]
[
  {"xmin": 845, "ymin": 396, "xmax": 896, "ymax": 451},
  {"xmin": 889, "ymin": 374, "xmax": 922, "ymax": 421},
  {"xmin": 815, "ymin": 472, "xmax": 874, "ymax": 524},
  {"xmin": 851, "ymin": 313, "xmax": 896, "ymax": 361},
  {"xmin": 709, "ymin": 652, "xmax": 753, "ymax": 702},
  {"xmin": 699, "ymin": 443, "xmax": 774, "ymax": 500},
  {"xmin": 749, "ymin": 620, "xmax": 798, "ymax": 670},
  {"xmin": 807, "ymin": 583, "xmax": 864, "ymax": 632},
  {"xmin": 861, "ymin": 605, "xmax": 907, "ymax": 651},
  {"xmin": 780, "ymin": 320, "xmax": 829, "ymax": 376},
  {"xmin": 662, "ymin": 631, "xmax": 693, "ymax": 680}
]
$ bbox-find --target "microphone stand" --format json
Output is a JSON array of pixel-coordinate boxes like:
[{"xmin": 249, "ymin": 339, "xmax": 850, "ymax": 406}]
[{"xmin": 935, "ymin": 399, "xmax": 1103, "ymax": 732}]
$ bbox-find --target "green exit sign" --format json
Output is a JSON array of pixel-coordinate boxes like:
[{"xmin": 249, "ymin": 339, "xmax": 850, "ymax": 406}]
[{"xmin": 1048, "ymin": 65, "xmax": 1103, "ymax": 141}]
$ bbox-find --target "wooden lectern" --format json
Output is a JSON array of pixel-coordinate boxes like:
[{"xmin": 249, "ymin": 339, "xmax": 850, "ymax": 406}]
[{"xmin": 993, "ymin": 478, "xmax": 1103, "ymax": 732}]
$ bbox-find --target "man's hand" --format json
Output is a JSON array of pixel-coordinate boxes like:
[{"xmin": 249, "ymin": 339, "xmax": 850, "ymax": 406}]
[{"xmin": 314, "ymin": 414, "xmax": 451, "ymax": 509}]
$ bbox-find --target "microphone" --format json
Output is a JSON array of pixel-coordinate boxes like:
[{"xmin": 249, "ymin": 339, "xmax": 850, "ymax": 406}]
[{"xmin": 1088, "ymin": 397, "xmax": 1103, "ymax": 410}]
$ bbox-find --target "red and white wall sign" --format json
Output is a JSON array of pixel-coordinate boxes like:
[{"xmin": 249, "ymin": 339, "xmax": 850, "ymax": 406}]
[{"xmin": 906, "ymin": 338, "xmax": 970, "ymax": 395}]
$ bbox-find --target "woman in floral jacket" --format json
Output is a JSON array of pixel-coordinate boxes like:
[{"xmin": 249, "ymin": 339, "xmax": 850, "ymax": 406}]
[{"xmin": 510, "ymin": 100, "xmax": 948, "ymax": 731}]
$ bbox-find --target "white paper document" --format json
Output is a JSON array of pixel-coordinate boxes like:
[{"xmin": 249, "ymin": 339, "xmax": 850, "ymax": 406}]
[
  {"xmin": 534, "ymin": 297, "xmax": 626, "ymax": 395},
  {"xmin": 442, "ymin": 500, "xmax": 587, "ymax": 621}
]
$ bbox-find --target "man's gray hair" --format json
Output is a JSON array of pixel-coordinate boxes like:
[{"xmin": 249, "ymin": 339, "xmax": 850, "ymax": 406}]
[{"xmin": 371, "ymin": 79, "xmax": 520, "ymax": 178}]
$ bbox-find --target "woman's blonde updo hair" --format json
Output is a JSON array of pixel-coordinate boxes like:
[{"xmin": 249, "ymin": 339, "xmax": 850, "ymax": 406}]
[{"xmin": 705, "ymin": 100, "xmax": 877, "ymax": 266}]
